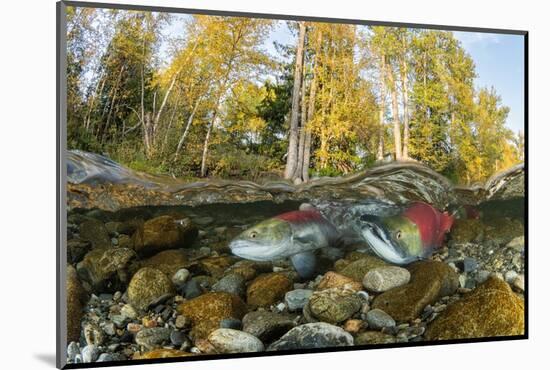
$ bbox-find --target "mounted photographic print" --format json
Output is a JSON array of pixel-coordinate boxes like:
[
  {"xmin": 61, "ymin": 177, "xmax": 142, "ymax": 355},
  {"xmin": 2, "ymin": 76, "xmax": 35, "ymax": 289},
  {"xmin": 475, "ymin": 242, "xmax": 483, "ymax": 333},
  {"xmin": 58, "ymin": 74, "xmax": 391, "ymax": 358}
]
[{"xmin": 57, "ymin": 1, "xmax": 527, "ymax": 368}]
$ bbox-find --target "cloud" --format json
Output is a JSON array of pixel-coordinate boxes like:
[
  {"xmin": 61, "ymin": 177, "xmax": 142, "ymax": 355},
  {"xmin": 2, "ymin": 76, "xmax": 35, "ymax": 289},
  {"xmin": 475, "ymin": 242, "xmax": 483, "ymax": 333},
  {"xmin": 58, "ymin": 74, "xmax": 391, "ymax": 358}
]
[{"xmin": 453, "ymin": 31, "xmax": 502, "ymax": 48}]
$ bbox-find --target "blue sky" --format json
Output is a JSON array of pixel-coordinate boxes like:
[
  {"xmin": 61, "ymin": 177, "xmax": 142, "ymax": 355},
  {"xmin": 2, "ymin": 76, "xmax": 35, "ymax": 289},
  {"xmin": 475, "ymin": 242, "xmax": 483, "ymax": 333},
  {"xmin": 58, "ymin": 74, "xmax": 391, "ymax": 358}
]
[
  {"xmin": 453, "ymin": 31, "xmax": 525, "ymax": 134},
  {"xmin": 160, "ymin": 16, "xmax": 525, "ymax": 134}
]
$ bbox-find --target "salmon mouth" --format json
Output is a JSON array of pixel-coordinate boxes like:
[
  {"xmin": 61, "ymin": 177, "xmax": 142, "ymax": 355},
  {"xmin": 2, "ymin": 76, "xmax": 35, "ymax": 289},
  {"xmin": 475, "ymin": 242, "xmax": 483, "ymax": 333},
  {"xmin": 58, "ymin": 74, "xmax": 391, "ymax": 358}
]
[{"xmin": 229, "ymin": 240, "xmax": 286, "ymax": 261}]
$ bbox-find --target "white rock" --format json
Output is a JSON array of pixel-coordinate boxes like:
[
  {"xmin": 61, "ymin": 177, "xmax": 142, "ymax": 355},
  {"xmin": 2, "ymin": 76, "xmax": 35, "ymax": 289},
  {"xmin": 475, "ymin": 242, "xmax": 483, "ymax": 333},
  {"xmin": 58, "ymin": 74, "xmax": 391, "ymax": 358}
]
[
  {"xmin": 208, "ymin": 329, "xmax": 264, "ymax": 353},
  {"xmin": 120, "ymin": 304, "xmax": 138, "ymax": 320},
  {"xmin": 362, "ymin": 266, "xmax": 411, "ymax": 292},
  {"xmin": 506, "ymin": 236, "xmax": 525, "ymax": 251},
  {"xmin": 172, "ymin": 268, "xmax": 190, "ymax": 286},
  {"xmin": 504, "ymin": 270, "xmax": 518, "ymax": 283},
  {"xmin": 512, "ymin": 275, "xmax": 524, "ymax": 292}
]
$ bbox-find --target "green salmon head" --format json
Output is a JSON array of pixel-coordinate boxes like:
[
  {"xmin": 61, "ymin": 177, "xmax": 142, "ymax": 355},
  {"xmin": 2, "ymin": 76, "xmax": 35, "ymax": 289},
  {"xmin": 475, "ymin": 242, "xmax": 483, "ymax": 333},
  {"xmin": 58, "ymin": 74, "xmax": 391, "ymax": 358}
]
[
  {"xmin": 360, "ymin": 214, "xmax": 423, "ymax": 264},
  {"xmin": 229, "ymin": 218, "xmax": 293, "ymax": 261}
]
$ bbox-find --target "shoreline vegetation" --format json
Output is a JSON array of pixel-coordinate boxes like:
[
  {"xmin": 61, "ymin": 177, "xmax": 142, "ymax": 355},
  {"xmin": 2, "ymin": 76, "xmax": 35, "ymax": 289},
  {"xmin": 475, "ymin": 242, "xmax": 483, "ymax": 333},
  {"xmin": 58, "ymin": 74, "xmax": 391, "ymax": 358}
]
[{"xmin": 67, "ymin": 7, "xmax": 524, "ymax": 187}]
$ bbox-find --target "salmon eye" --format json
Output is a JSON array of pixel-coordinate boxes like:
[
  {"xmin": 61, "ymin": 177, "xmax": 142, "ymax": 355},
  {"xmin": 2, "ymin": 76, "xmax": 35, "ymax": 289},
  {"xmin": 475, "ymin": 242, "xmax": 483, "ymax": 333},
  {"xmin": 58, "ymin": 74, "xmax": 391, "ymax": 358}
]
[
  {"xmin": 395, "ymin": 231, "xmax": 402, "ymax": 240},
  {"xmin": 250, "ymin": 232, "xmax": 257, "ymax": 239}
]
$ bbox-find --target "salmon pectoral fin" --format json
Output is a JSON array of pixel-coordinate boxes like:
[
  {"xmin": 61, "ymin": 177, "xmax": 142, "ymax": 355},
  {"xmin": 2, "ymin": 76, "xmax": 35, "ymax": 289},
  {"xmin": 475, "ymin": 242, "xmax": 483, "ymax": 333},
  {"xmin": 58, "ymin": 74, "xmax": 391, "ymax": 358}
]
[{"xmin": 290, "ymin": 251, "xmax": 318, "ymax": 279}]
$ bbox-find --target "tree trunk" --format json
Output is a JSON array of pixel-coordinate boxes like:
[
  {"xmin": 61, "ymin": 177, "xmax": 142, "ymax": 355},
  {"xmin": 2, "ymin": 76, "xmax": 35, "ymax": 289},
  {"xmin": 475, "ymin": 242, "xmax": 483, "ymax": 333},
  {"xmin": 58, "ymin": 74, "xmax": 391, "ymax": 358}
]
[
  {"xmin": 377, "ymin": 54, "xmax": 386, "ymax": 161},
  {"xmin": 84, "ymin": 69, "xmax": 105, "ymax": 132},
  {"xmin": 292, "ymin": 71, "xmax": 308, "ymax": 181},
  {"xmin": 284, "ymin": 22, "xmax": 306, "ymax": 179},
  {"xmin": 401, "ymin": 57, "xmax": 410, "ymax": 159},
  {"xmin": 101, "ymin": 64, "xmax": 125, "ymax": 144},
  {"xmin": 153, "ymin": 69, "xmax": 181, "ymax": 146},
  {"xmin": 174, "ymin": 96, "xmax": 202, "ymax": 161},
  {"xmin": 386, "ymin": 59, "xmax": 402, "ymax": 160},
  {"xmin": 200, "ymin": 113, "xmax": 216, "ymax": 177}
]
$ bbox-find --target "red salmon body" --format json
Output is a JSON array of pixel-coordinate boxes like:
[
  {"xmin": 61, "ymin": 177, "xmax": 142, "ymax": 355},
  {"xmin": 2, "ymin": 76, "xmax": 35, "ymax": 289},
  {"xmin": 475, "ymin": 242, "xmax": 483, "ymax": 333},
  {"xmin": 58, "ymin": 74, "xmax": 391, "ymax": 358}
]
[
  {"xmin": 403, "ymin": 202, "xmax": 454, "ymax": 249},
  {"xmin": 275, "ymin": 209, "xmax": 325, "ymax": 223}
]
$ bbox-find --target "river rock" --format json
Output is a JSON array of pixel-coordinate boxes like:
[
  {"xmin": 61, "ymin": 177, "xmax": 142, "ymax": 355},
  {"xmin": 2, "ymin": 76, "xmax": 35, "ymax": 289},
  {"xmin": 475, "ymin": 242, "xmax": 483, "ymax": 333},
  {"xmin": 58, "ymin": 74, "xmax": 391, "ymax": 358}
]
[
  {"xmin": 79, "ymin": 219, "xmax": 111, "ymax": 249},
  {"xmin": 336, "ymin": 256, "xmax": 388, "ymax": 282},
  {"xmin": 267, "ymin": 323, "xmax": 353, "ymax": 350},
  {"xmin": 484, "ymin": 217, "xmax": 524, "ymax": 245},
  {"xmin": 83, "ymin": 322, "xmax": 104, "ymax": 346},
  {"xmin": 81, "ymin": 345, "xmax": 100, "ymax": 363},
  {"xmin": 135, "ymin": 327, "xmax": 171, "ymax": 350},
  {"xmin": 132, "ymin": 216, "xmax": 197, "ymax": 256},
  {"xmin": 137, "ymin": 249, "xmax": 188, "ymax": 278},
  {"xmin": 76, "ymin": 247, "xmax": 136, "ymax": 293},
  {"xmin": 425, "ymin": 276, "xmax": 524, "ymax": 340},
  {"xmin": 67, "ymin": 239, "xmax": 92, "ymax": 264},
  {"xmin": 67, "ymin": 342, "xmax": 80, "ymax": 362},
  {"xmin": 199, "ymin": 256, "xmax": 237, "ymax": 279},
  {"xmin": 208, "ymin": 329, "xmax": 264, "ymax": 353},
  {"xmin": 220, "ymin": 318, "xmax": 242, "ymax": 330},
  {"xmin": 506, "ymin": 236, "xmax": 525, "ymax": 251},
  {"xmin": 362, "ymin": 266, "xmax": 411, "ymax": 292},
  {"xmin": 242, "ymin": 311, "xmax": 297, "ymax": 342},
  {"xmin": 247, "ymin": 273, "xmax": 293, "ymax": 307},
  {"xmin": 225, "ymin": 261, "xmax": 259, "ymax": 281},
  {"xmin": 372, "ymin": 260, "xmax": 459, "ymax": 322},
  {"xmin": 127, "ymin": 267, "xmax": 175, "ymax": 311},
  {"xmin": 317, "ymin": 271, "xmax": 363, "ymax": 291},
  {"xmin": 133, "ymin": 348, "xmax": 193, "ymax": 359},
  {"xmin": 308, "ymin": 287, "xmax": 362, "ymax": 324},
  {"xmin": 354, "ymin": 331, "xmax": 397, "ymax": 345},
  {"xmin": 181, "ymin": 279, "xmax": 204, "ymax": 299},
  {"xmin": 177, "ymin": 292, "xmax": 247, "ymax": 339},
  {"xmin": 365, "ymin": 308, "xmax": 395, "ymax": 329},
  {"xmin": 120, "ymin": 304, "xmax": 138, "ymax": 320},
  {"xmin": 450, "ymin": 219, "xmax": 485, "ymax": 243},
  {"xmin": 97, "ymin": 353, "xmax": 126, "ymax": 362},
  {"xmin": 66, "ymin": 265, "xmax": 86, "ymax": 342},
  {"xmin": 285, "ymin": 289, "xmax": 313, "ymax": 311},
  {"xmin": 212, "ymin": 273, "xmax": 246, "ymax": 297},
  {"xmin": 172, "ymin": 268, "xmax": 190, "ymax": 287}
]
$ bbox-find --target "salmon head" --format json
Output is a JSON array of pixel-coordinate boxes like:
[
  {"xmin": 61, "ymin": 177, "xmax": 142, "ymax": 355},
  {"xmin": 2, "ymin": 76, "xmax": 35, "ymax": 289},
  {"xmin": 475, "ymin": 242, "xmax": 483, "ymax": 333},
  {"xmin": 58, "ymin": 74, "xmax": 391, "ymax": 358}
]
[{"xmin": 360, "ymin": 202, "xmax": 454, "ymax": 264}]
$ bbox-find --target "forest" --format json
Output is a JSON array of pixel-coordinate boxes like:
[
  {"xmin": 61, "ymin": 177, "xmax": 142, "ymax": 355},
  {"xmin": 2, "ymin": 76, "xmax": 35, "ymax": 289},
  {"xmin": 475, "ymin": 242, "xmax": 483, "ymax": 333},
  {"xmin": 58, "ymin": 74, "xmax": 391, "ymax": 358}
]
[{"xmin": 66, "ymin": 7, "xmax": 524, "ymax": 185}]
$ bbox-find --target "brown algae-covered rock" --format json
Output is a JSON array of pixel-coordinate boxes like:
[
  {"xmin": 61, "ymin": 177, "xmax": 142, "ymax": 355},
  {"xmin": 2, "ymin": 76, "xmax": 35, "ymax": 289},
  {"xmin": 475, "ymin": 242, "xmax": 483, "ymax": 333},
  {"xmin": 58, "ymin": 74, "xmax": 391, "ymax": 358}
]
[
  {"xmin": 449, "ymin": 219, "xmax": 485, "ymax": 243},
  {"xmin": 317, "ymin": 271, "xmax": 363, "ymax": 292},
  {"xmin": 354, "ymin": 331, "xmax": 396, "ymax": 345},
  {"xmin": 127, "ymin": 267, "xmax": 175, "ymax": 311},
  {"xmin": 247, "ymin": 273, "xmax": 293, "ymax": 307},
  {"xmin": 132, "ymin": 215, "xmax": 197, "ymax": 256},
  {"xmin": 133, "ymin": 349, "xmax": 194, "ymax": 359},
  {"xmin": 76, "ymin": 247, "xmax": 136, "ymax": 293},
  {"xmin": 372, "ymin": 260, "xmax": 459, "ymax": 322},
  {"xmin": 137, "ymin": 249, "xmax": 188, "ymax": 278},
  {"xmin": 308, "ymin": 287, "xmax": 362, "ymax": 324},
  {"xmin": 199, "ymin": 256, "xmax": 237, "ymax": 279},
  {"xmin": 66, "ymin": 265, "xmax": 86, "ymax": 343},
  {"xmin": 79, "ymin": 218, "xmax": 111, "ymax": 249},
  {"xmin": 177, "ymin": 292, "xmax": 247, "ymax": 340},
  {"xmin": 335, "ymin": 256, "xmax": 388, "ymax": 282},
  {"xmin": 425, "ymin": 276, "xmax": 524, "ymax": 340}
]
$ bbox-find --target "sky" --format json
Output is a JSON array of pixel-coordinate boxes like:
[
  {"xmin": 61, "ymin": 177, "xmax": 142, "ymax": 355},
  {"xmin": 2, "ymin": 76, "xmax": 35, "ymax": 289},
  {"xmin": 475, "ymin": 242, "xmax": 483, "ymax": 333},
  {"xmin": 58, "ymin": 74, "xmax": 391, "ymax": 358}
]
[
  {"xmin": 159, "ymin": 15, "xmax": 525, "ymax": 134},
  {"xmin": 453, "ymin": 31, "xmax": 525, "ymax": 134}
]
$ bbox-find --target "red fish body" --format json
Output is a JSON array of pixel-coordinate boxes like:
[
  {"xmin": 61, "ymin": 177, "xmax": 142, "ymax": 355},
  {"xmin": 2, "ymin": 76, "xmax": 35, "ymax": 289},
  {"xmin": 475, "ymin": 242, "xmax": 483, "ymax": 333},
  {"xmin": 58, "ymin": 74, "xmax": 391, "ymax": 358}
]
[{"xmin": 403, "ymin": 202, "xmax": 454, "ymax": 249}]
